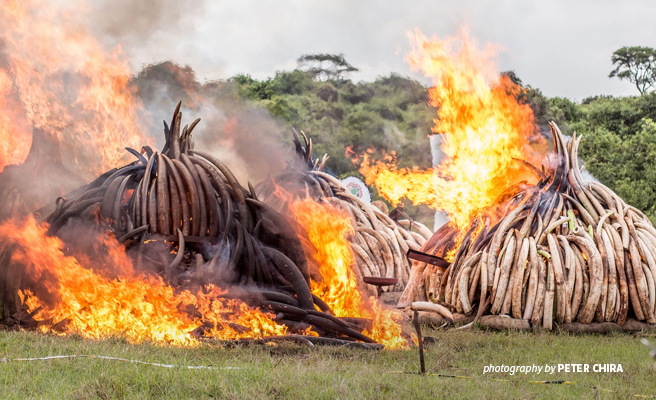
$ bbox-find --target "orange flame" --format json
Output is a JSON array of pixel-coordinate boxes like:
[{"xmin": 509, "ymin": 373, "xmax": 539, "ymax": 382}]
[
  {"xmin": 289, "ymin": 198, "xmax": 407, "ymax": 349},
  {"xmin": 2, "ymin": 217, "xmax": 286, "ymax": 346},
  {"xmin": 0, "ymin": 68, "xmax": 31, "ymax": 172},
  {"xmin": 357, "ymin": 28, "xmax": 539, "ymax": 230},
  {"xmin": 0, "ymin": 0, "xmax": 151, "ymax": 176}
]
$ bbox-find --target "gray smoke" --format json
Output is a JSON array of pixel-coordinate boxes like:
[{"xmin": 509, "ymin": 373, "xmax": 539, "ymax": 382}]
[
  {"xmin": 132, "ymin": 61, "xmax": 290, "ymax": 184},
  {"xmin": 89, "ymin": 0, "xmax": 210, "ymax": 42}
]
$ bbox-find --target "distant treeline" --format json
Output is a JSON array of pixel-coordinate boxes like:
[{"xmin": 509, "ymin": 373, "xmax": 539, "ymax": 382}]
[{"xmin": 130, "ymin": 58, "xmax": 656, "ymax": 223}]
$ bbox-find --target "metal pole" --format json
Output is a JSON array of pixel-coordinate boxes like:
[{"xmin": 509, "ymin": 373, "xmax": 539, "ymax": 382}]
[{"xmin": 413, "ymin": 309, "xmax": 426, "ymax": 374}]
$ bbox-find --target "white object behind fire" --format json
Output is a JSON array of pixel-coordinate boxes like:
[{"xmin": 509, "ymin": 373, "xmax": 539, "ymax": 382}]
[
  {"xmin": 430, "ymin": 134, "xmax": 449, "ymax": 231},
  {"xmin": 342, "ymin": 176, "xmax": 371, "ymax": 204}
]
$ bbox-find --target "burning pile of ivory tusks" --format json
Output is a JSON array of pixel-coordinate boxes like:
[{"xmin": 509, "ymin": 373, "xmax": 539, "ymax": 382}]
[
  {"xmin": 4, "ymin": 102, "xmax": 382, "ymax": 346},
  {"xmin": 254, "ymin": 129, "xmax": 432, "ymax": 295},
  {"xmin": 400, "ymin": 122, "xmax": 656, "ymax": 332}
]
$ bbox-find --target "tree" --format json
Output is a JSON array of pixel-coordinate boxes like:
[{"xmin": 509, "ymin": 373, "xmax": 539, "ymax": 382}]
[
  {"xmin": 609, "ymin": 46, "xmax": 656, "ymax": 95},
  {"xmin": 500, "ymin": 70, "xmax": 523, "ymax": 87},
  {"xmin": 297, "ymin": 53, "xmax": 358, "ymax": 81},
  {"xmin": 500, "ymin": 70, "xmax": 575, "ymax": 133},
  {"xmin": 579, "ymin": 118, "xmax": 656, "ymax": 222}
]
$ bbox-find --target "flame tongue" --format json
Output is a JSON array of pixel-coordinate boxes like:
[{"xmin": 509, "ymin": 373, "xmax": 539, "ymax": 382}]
[
  {"xmin": 358, "ymin": 29, "xmax": 540, "ymax": 231},
  {"xmin": 0, "ymin": 68, "xmax": 32, "ymax": 172},
  {"xmin": 0, "ymin": 0, "xmax": 151, "ymax": 177},
  {"xmin": 289, "ymin": 198, "xmax": 407, "ymax": 349}
]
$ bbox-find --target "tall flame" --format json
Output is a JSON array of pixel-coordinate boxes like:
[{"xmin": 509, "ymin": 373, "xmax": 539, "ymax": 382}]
[
  {"xmin": 1, "ymin": 217, "xmax": 286, "ymax": 346},
  {"xmin": 0, "ymin": 0, "xmax": 151, "ymax": 176},
  {"xmin": 0, "ymin": 68, "xmax": 31, "ymax": 172},
  {"xmin": 358, "ymin": 28, "xmax": 539, "ymax": 230},
  {"xmin": 289, "ymin": 198, "xmax": 407, "ymax": 349}
]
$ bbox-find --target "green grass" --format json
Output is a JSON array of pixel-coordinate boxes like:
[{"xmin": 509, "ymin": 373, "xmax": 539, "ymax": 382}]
[{"xmin": 1, "ymin": 327, "xmax": 655, "ymax": 399}]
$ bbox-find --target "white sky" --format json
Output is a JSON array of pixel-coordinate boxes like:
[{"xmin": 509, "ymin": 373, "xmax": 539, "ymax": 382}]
[{"xmin": 110, "ymin": 0, "xmax": 656, "ymax": 101}]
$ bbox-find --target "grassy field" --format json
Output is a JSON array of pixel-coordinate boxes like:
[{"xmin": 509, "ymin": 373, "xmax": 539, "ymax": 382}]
[{"xmin": 1, "ymin": 327, "xmax": 655, "ymax": 399}]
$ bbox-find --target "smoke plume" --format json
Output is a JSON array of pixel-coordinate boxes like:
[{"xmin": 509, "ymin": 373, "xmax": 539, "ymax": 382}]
[
  {"xmin": 90, "ymin": 0, "xmax": 210, "ymax": 42},
  {"xmin": 132, "ymin": 61, "xmax": 290, "ymax": 184}
]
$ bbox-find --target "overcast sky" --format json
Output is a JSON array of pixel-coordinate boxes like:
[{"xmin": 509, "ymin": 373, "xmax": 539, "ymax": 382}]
[{"xmin": 99, "ymin": 0, "xmax": 656, "ymax": 101}]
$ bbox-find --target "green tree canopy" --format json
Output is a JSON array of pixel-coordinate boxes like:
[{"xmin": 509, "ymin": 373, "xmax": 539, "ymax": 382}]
[
  {"xmin": 580, "ymin": 118, "xmax": 656, "ymax": 222},
  {"xmin": 297, "ymin": 53, "xmax": 358, "ymax": 81},
  {"xmin": 609, "ymin": 46, "xmax": 656, "ymax": 95}
]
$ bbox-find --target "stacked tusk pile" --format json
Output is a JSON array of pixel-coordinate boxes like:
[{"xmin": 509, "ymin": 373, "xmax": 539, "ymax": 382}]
[
  {"xmin": 400, "ymin": 122, "xmax": 656, "ymax": 330},
  {"xmin": 255, "ymin": 129, "xmax": 432, "ymax": 295},
  {"xmin": 1, "ymin": 103, "xmax": 380, "ymax": 344}
]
